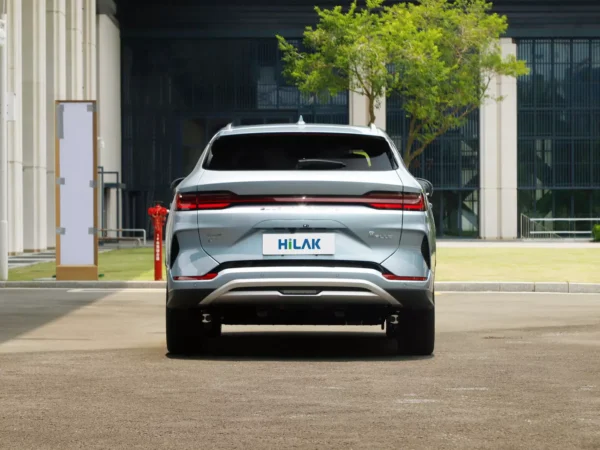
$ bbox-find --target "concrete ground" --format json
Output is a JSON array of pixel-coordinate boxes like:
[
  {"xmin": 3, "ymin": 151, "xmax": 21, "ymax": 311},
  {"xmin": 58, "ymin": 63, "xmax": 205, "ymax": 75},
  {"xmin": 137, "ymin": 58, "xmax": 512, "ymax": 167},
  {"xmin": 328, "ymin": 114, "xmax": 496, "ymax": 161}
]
[{"xmin": 0, "ymin": 289, "xmax": 599, "ymax": 449}]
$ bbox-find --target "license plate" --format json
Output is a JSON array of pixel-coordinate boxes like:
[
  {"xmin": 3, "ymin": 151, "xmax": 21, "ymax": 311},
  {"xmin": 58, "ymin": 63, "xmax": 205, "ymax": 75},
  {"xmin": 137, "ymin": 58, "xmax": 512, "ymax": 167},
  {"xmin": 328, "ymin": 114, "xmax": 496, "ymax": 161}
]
[{"xmin": 263, "ymin": 233, "xmax": 335, "ymax": 255}]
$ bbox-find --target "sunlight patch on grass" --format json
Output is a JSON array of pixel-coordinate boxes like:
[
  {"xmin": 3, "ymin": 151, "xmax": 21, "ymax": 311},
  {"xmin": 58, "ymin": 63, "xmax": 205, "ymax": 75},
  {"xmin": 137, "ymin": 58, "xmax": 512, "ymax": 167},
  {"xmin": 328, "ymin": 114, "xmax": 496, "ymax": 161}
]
[{"xmin": 436, "ymin": 247, "xmax": 600, "ymax": 282}]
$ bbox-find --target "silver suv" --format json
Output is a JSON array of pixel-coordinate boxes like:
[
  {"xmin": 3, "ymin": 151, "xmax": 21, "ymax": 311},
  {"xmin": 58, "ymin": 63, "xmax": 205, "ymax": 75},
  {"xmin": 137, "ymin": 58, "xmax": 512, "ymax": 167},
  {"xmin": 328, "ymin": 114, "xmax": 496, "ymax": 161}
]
[{"xmin": 165, "ymin": 120, "xmax": 436, "ymax": 355}]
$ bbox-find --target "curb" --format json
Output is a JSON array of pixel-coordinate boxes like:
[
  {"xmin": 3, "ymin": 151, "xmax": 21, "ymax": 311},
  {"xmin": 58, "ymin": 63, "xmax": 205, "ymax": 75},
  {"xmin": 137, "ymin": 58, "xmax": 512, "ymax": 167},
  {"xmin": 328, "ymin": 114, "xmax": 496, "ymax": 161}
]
[
  {"xmin": 434, "ymin": 282, "xmax": 600, "ymax": 294},
  {"xmin": 1, "ymin": 281, "xmax": 599, "ymax": 293},
  {"xmin": 0, "ymin": 281, "xmax": 166, "ymax": 289}
]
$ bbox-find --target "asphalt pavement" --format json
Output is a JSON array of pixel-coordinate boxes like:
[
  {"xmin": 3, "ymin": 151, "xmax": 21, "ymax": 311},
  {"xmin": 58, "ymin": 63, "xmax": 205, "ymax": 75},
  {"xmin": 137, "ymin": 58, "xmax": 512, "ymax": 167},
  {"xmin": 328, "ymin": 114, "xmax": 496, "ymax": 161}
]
[{"xmin": 0, "ymin": 289, "xmax": 599, "ymax": 449}]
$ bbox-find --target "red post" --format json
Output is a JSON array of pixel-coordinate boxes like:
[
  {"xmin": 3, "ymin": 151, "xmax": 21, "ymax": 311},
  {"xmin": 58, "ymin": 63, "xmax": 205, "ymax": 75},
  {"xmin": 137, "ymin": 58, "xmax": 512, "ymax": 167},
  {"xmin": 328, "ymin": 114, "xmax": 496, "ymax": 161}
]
[{"xmin": 148, "ymin": 203, "xmax": 169, "ymax": 281}]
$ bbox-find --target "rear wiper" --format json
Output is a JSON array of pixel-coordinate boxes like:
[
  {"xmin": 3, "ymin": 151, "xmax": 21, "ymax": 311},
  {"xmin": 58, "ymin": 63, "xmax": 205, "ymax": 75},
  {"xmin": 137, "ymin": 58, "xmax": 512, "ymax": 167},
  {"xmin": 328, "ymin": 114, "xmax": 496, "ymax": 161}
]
[{"xmin": 295, "ymin": 159, "xmax": 347, "ymax": 170}]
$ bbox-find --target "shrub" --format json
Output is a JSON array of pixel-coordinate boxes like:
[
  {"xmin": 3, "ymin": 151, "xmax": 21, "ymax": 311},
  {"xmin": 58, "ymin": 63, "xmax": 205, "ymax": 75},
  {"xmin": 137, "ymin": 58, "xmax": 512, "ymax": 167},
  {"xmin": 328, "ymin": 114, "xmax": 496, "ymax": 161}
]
[{"xmin": 593, "ymin": 224, "xmax": 600, "ymax": 242}]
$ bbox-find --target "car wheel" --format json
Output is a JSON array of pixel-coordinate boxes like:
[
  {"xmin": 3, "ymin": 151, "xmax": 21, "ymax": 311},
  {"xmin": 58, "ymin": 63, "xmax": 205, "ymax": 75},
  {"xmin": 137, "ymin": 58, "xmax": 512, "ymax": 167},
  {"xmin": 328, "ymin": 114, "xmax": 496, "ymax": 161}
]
[
  {"xmin": 387, "ymin": 308, "xmax": 435, "ymax": 356},
  {"xmin": 166, "ymin": 307, "xmax": 206, "ymax": 355}
]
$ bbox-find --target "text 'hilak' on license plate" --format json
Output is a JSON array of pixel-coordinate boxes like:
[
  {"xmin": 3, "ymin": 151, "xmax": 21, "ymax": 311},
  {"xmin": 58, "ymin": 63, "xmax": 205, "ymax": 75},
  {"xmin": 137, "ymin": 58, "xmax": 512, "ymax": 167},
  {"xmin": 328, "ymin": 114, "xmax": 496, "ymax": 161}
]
[{"xmin": 263, "ymin": 233, "xmax": 335, "ymax": 255}]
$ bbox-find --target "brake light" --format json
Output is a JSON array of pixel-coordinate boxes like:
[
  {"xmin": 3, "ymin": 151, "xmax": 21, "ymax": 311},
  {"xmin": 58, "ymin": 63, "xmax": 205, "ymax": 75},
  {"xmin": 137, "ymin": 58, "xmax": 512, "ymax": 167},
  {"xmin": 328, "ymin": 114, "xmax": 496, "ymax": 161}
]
[
  {"xmin": 173, "ymin": 273, "xmax": 218, "ymax": 281},
  {"xmin": 366, "ymin": 192, "xmax": 426, "ymax": 211},
  {"xmin": 176, "ymin": 192, "xmax": 232, "ymax": 211},
  {"xmin": 175, "ymin": 191, "xmax": 426, "ymax": 211},
  {"xmin": 176, "ymin": 193, "xmax": 198, "ymax": 211}
]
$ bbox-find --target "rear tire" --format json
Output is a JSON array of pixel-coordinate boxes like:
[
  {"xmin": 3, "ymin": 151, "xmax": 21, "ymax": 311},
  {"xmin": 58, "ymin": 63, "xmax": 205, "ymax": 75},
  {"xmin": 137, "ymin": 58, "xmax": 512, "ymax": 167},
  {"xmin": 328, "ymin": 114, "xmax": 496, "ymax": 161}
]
[
  {"xmin": 387, "ymin": 308, "xmax": 435, "ymax": 356},
  {"xmin": 166, "ymin": 307, "xmax": 207, "ymax": 355}
]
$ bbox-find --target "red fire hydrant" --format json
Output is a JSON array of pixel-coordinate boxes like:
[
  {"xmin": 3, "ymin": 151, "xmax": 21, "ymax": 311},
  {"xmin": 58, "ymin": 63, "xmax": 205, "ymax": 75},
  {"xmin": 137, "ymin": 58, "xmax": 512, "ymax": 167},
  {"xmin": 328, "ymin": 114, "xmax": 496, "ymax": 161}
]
[{"xmin": 148, "ymin": 202, "xmax": 169, "ymax": 281}]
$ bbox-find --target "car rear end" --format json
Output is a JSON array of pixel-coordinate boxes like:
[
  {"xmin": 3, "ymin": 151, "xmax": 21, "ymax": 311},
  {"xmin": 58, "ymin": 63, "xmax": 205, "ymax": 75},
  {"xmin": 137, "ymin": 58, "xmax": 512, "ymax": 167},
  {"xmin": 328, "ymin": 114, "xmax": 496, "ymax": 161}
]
[{"xmin": 165, "ymin": 123, "xmax": 436, "ymax": 355}]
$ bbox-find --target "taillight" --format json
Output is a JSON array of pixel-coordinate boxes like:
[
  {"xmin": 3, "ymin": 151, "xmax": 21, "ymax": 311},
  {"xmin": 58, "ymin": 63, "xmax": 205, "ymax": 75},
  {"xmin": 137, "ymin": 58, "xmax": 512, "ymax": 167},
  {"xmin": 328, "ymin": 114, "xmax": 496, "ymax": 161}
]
[
  {"xmin": 176, "ymin": 193, "xmax": 198, "ymax": 211},
  {"xmin": 365, "ymin": 192, "xmax": 426, "ymax": 211},
  {"xmin": 175, "ymin": 191, "xmax": 426, "ymax": 211},
  {"xmin": 176, "ymin": 192, "xmax": 232, "ymax": 211},
  {"xmin": 196, "ymin": 192, "xmax": 232, "ymax": 210}
]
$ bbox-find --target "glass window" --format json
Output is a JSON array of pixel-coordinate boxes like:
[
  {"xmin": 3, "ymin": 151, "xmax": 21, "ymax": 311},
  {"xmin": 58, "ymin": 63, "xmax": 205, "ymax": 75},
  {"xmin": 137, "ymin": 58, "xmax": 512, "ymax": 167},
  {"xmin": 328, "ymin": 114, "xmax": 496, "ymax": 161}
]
[
  {"xmin": 517, "ymin": 38, "xmax": 600, "ymax": 223},
  {"xmin": 203, "ymin": 133, "xmax": 398, "ymax": 171},
  {"xmin": 592, "ymin": 190, "xmax": 600, "ymax": 217},
  {"xmin": 428, "ymin": 190, "xmax": 479, "ymax": 238}
]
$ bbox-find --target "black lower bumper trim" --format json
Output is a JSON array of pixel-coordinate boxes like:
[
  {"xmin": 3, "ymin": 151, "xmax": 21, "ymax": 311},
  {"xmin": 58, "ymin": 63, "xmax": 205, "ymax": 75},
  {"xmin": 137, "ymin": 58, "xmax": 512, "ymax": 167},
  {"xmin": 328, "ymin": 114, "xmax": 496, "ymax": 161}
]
[
  {"xmin": 167, "ymin": 288, "xmax": 213, "ymax": 309},
  {"xmin": 387, "ymin": 289, "xmax": 435, "ymax": 310}
]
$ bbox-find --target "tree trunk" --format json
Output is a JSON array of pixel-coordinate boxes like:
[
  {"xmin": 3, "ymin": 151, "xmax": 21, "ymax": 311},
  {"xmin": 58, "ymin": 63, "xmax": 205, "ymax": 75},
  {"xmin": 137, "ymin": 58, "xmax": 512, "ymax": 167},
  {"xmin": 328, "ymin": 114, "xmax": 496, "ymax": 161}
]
[{"xmin": 367, "ymin": 96, "xmax": 376, "ymax": 125}]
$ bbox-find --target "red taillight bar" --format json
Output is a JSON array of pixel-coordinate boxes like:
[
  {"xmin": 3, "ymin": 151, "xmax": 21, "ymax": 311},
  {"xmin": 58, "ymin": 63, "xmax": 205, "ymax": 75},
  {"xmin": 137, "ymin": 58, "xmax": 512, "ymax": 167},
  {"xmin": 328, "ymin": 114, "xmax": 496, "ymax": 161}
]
[{"xmin": 176, "ymin": 191, "xmax": 426, "ymax": 211}]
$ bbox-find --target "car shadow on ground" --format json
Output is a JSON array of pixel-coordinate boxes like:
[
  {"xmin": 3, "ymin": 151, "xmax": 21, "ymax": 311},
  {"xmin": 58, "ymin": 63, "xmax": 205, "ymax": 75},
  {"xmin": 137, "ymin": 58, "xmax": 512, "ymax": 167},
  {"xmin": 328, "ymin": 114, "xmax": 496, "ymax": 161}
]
[
  {"xmin": 166, "ymin": 331, "xmax": 435, "ymax": 362},
  {"xmin": 0, "ymin": 290, "xmax": 113, "ymax": 345}
]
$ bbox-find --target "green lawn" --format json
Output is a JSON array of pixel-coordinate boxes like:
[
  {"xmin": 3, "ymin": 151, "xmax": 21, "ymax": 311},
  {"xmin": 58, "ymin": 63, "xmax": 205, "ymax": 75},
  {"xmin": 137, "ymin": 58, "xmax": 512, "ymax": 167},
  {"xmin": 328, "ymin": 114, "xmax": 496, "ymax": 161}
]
[
  {"xmin": 8, "ymin": 247, "xmax": 156, "ymax": 282},
  {"xmin": 7, "ymin": 246, "xmax": 600, "ymax": 283},
  {"xmin": 435, "ymin": 247, "xmax": 599, "ymax": 283}
]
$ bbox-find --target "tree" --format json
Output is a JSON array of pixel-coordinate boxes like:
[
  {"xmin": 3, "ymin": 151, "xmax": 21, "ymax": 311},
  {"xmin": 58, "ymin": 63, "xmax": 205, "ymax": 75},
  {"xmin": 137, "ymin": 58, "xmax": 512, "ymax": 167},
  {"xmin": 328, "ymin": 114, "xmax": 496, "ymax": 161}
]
[{"xmin": 277, "ymin": 0, "xmax": 529, "ymax": 166}]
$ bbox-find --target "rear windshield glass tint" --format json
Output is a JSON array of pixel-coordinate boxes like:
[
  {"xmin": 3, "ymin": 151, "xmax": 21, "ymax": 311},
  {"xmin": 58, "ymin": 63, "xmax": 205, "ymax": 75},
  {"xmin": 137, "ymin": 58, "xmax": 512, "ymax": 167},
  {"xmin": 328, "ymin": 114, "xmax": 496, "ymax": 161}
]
[{"xmin": 203, "ymin": 133, "xmax": 398, "ymax": 171}]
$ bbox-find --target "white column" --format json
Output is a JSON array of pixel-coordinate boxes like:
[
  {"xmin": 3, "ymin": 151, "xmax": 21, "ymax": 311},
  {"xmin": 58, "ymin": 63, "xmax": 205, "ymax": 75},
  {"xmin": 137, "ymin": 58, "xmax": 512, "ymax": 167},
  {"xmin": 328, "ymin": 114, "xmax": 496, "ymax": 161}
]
[
  {"xmin": 375, "ymin": 95, "xmax": 386, "ymax": 130},
  {"xmin": 83, "ymin": 0, "xmax": 96, "ymax": 100},
  {"xmin": 479, "ymin": 38, "xmax": 518, "ymax": 240},
  {"xmin": 349, "ymin": 91, "xmax": 368, "ymax": 126},
  {"xmin": 479, "ymin": 64, "xmax": 500, "ymax": 239},
  {"xmin": 97, "ymin": 13, "xmax": 121, "ymax": 231},
  {"xmin": 0, "ymin": 10, "xmax": 8, "ymax": 279},
  {"xmin": 46, "ymin": 0, "xmax": 66, "ymax": 249},
  {"xmin": 22, "ymin": 0, "xmax": 47, "ymax": 252},
  {"xmin": 66, "ymin": 0, "xmax": 83, "ymax": 99},
  {"xmin": 498, "ymin": 39, "xmax": 518, "ymax": 239},
  {"xmin": 7, "ymin": 0, "xmax": 23, "ymax": 254},
  {"xmin": 349, "ymin": 91, "xmax": 386, "ymax": 130}
]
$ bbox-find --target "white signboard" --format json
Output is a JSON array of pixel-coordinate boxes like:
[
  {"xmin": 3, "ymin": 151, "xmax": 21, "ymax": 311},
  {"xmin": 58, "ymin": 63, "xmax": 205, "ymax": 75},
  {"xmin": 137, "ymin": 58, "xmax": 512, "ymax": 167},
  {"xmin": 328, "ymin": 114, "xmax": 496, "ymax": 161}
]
[{"xmin": 55, "ymin": 101, "xmax": 98, "ymax": 280}]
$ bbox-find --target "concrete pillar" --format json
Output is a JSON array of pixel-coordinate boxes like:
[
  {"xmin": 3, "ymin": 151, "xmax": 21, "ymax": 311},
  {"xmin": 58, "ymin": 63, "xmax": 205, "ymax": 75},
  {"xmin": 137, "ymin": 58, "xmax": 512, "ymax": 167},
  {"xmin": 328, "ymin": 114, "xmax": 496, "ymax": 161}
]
[
  {"xmin": 479, "ymin": 63, "xmax": 500, "ymax": 240},
  {"xmin": 83, "ymin": 0, "xmax": 96, "ymax": 100},
  {"xmin": 479, "ymin": 38, "xmax": 518, "ymax": 240},
  {"xmin": 498, "ymin": 39, "xmax": 519, "ymax": 239},
  {"xmin": 97, "ymin": 13, "xmax": 121, "ymax": 232},
  {"xmin": 349, "ymin": 90, "xmax": 386, "ymax": 130},
  {"xmin": 22, "ymin": 0, "xmax": 47, "ymax": 252},
  {"xmin": 7, "ymin": 0, "xmax": 23, "ymax": 254},
  {"xmin": 66, "ymin": 0, "xmax": 83, "ymax": 99},
  {"xmin": 46, "ymin": 0, "xmax": 67, "ymax": 249}
]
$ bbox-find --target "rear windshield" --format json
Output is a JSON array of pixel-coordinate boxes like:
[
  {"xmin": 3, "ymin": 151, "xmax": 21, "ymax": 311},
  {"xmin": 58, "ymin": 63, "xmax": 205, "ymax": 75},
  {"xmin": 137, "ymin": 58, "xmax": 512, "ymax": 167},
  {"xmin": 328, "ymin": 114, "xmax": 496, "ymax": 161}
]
[{"xmin": 203, "ymin": 133, "xmax": 398, "ymax": 171}]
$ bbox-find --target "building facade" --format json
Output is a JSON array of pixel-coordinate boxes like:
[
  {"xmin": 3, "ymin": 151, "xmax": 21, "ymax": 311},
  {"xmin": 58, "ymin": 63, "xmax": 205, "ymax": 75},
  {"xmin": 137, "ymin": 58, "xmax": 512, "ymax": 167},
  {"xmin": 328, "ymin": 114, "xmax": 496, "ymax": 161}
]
[
  {"xmin": 1, "ymin": 0, "xmax": 120, "ymax": 255},
  {"xmin": 1, "ymin": 0, "xmax": 599, "ymax": 255}
]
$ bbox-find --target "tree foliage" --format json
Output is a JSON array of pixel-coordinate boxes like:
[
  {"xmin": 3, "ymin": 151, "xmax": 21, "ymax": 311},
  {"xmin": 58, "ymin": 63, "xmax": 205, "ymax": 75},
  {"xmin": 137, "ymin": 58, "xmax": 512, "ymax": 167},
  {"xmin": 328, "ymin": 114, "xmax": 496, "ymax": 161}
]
[{"xmin": 277, "ymin": 0, "xmax": 530, "ymax": 166}]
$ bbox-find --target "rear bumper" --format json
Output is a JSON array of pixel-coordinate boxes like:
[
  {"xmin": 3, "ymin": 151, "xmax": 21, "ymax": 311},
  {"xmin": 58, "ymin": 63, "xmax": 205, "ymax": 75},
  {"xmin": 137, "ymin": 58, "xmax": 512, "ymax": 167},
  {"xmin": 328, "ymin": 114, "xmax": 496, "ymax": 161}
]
[{"xmin": 166, "ymin": 266, "xmax": 434, "ymax": 310}]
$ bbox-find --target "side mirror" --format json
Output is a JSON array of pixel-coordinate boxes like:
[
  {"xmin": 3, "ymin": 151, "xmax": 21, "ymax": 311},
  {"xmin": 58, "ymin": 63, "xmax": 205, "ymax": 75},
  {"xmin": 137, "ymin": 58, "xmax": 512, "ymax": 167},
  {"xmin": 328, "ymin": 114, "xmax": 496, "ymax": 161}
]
[
  {"xmin": 170, "ymin": 177, "xmax": 185, "ymax": 193},
  {"xmin": 416, "ymin": 178, "xmax": 434, "ymax": 197}
]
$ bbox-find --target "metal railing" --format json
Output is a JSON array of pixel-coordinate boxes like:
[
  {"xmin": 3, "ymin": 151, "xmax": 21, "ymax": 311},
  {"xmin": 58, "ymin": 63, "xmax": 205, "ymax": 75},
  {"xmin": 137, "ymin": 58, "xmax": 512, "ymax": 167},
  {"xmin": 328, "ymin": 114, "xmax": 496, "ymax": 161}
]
[
  {"xmin": 520, "ymin": 214, "xmax": 600, "ymax": 240},
  {"xmin": 98, "ymin": 228, "xmax": 147, "ymax": 246}
]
